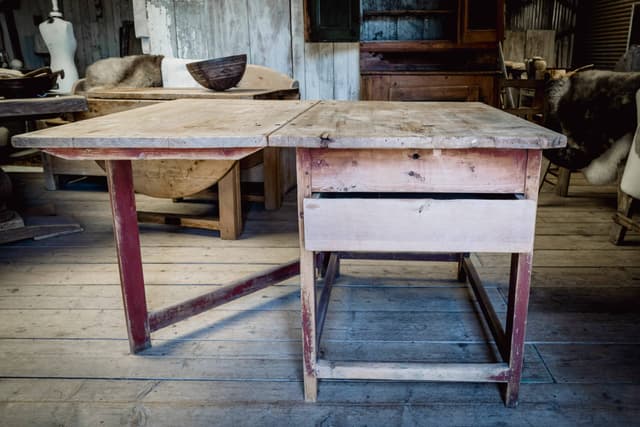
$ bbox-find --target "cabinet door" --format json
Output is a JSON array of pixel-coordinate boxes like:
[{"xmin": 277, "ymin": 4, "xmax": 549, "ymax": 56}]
[
  {"xmin": 306, "ymin": 0, "xmax": 360, "ymax": 42},
  {"xmin": 461, "ymin": 0, "xmax": 504, "ymax": 44}
]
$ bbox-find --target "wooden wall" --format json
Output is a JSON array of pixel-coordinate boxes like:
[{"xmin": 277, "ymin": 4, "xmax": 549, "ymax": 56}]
[
  {"xmin": 138, "ymin": 0, "xmax": 360, "ymax": 100},
  {"xmin": 13, "ymin": 0, "xmax": 134, "ymax": 75}
]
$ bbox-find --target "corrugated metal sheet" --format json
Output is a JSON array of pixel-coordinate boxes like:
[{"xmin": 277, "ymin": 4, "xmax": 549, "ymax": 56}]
[
  {"xmin": 507, "ymin": 0, "xmax": 578, "ymax": 68},
  {"xmin": 579, "ymin": 0, "xmax": 635, "ymax": 69}
]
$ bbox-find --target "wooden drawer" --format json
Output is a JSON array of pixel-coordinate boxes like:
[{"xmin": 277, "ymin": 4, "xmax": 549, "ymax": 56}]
[
  {"xmin": 310, "ymin": 148, "xmax": 528, "ymax": 194},
  {"xmin": 361, "ymin": 74, "xmax": 498, "ymax": 106},
  {"xmin": 303, "ymin": 196, "xmax": 536, "ymax": 253}
]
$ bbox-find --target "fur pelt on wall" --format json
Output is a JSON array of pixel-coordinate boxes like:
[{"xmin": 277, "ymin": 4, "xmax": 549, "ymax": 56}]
[
  {"xmin": 544, "ymin": 70, "xmax": 640, "ymax": 183},
  {"xmin": 85, "ymin": 55, "xmax": 163, "ymax": 89}
]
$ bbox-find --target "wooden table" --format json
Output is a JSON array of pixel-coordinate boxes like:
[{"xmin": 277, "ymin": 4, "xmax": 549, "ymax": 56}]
[
  {"xmin": 0, "ymin": 95, "xmax": 87, "ymax": 119},
  {"xmin": 46, "ymin": 87, "xmax": 300, "ymax": 213},
  {"xmin": 13, "ymin": 99, "xmax": 566, "ymax": 407},
  {"xmin": 1, "ymin": 95, "xmax": 87, "ymax": 244}
]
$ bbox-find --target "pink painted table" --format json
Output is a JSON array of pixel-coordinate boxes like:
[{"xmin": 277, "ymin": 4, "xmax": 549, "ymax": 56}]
[
  {"xmin": 13, "ymin": 99, "xmax": 565, "ymax": 407},
  {"xmin": 269, "ymin": 101, "xmax": 565, "ymax": 407}
]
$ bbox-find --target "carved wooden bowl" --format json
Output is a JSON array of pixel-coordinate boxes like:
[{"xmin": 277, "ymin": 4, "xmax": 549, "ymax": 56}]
[{"xmin": 186, "ymin": 54, "xmax": 247, "ymax": 91}]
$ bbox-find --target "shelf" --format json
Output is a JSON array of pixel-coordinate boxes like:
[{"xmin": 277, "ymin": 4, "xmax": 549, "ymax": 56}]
[
  {"xmin": 363, "ymin": 9, "xmax": 456, "ymax": 18},
  {"xmin": 360, "ymin": 41, "xmax": 497, "ymax": 52}
]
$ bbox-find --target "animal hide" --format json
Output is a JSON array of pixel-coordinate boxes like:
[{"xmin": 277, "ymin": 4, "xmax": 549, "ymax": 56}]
[
  {"xmin": 544, "ymin": 70, "xmax": 640, "ymax": 183},
  {"xmin": 85, "ymin": 55, "xmax": 163, "ymax": 89}
]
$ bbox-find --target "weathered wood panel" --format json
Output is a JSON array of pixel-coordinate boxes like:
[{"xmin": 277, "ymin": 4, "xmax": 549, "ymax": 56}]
[
  {"xmin": 333, "ymin": 43, "xmax": 361, "ymax": 100},
  {"xmin": 174, "ymin": 0, "xmax": 209, "ymax": 58},
  {"xmin": 304, "ymin": 43, "xmax": 335, "ymax": 99},
  {"xmin": 146, "ymin": 0, "xmax": 178, "ymax": 56},
  {"xmin": 207, "ymin": 0, "xmax": 250, "ymax": 58},
  {"xmin": 247, "ymin": 0, "xmax": 293, "ymax": 76},
  {"xmin": 140, "ymin": 0, "xmax": 360, "ymax": 100}
]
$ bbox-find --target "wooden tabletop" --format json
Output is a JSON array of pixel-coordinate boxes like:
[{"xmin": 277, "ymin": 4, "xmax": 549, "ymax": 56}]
[
  {"xmin": 12, "ymin": 99, "xmax": 317, "ymax": 148},
  {"xmin": 0, "ymin": 95, "xmax": 87, "ymax": 119},
  {"xmin": 269, "ymin": 101, "xmax": 566, "ymax": 149},
  {"xmin": 85, "ymin": 87, "xmax": 298, "ymax": 100},
  {"xmin": 13, "ymin": 99, "xmax": 566, "ymax": 150}
]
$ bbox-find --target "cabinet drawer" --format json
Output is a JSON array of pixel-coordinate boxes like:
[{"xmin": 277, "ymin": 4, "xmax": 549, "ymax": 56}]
[{"xmin": 303, "ymin": 196, "xmax": 536, "ymax": 253}]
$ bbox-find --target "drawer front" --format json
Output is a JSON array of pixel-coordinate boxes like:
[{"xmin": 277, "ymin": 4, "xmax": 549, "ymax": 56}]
[
  {"xmin": 303, "ymin": 197, "xmax": 536, "ymax": 253},
  {"xmin": 310, "ymin": 148, "xmax": 528, "ymax": 193}
]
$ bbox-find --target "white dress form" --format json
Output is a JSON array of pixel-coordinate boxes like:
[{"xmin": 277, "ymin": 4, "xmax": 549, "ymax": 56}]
[{"xmin": 38, "ymin": 1, "xmax": 79, "ymax": 93}]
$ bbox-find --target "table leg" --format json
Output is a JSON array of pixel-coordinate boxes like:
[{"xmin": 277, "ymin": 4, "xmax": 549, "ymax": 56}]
[
  {"xmin": 263, "ymin": 147, "xmax": 282, "ymax": 211},
  {"xmin": 105, "ymin": 160, "xmax": 151, "ymax": 353},
  {"xmin": 297, "ymin": 148, "xmax": 318, "ymax": 401},
  {"xmin": 218, "ymin": 161, "xmax": 242, "ymax": 240},
  {"xmin": 504, "ymin": 252, "xmax": 533, "ymax": 407}
]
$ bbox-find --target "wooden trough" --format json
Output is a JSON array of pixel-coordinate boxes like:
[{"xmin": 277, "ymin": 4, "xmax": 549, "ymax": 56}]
[{"xmin": 97, "ymin": 159, "xmax": 236, "ymax": 199}]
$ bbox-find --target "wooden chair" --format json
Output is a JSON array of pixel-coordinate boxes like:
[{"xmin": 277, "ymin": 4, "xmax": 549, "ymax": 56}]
[
  {"xmin": 610, "ymin": 90, "xmax": 640, "ymax": 245},
  {"xmin": 498, "ymin": 78, "xmax": 572, "ymax": 195}
]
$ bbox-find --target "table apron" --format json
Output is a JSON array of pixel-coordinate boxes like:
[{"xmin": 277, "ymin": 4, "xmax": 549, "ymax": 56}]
[{"xmin": 309, "ymin": 148, "xmax": 529, "ymax": 194}]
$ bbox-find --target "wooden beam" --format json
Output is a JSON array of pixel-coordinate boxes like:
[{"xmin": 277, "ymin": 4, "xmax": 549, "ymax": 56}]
[
  {"xmin": 43, "ymin": 147, "xmax": 261, "ymax": 161},
  {"xmin": 316, "ymin": 360, "xmax": 511, "ymax": 382},
  {"xmin": 148, "ymin": 260, "xmax": 300, "ymax": 332},
  {"xmin": 463, "ymin": 257, "xmax": 509, "ymax": 361},
  {"xmin": 338, "ymin": 252, "xmax": 461, "ymax": 262},
  {"xmin": 137, "ymin": 211, "xmax": 221, "ymax": 231},
  {"xmin": 316, "ymin": 253, "xmax": 339, "ymax": 348}
]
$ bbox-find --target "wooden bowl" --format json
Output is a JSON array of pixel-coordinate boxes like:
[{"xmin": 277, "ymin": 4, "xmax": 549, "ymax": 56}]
[
  {"xmin": 0, "ymin": 68, "xmax": 64, "ymax": 98},
  {"xmin": 187, "ymin": 55, "xmax": 247, "ymax": 91}
]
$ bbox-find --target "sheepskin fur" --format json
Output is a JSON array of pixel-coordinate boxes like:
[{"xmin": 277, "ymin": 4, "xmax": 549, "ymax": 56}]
[
  {"xmin": 544, "ymin": 70, "xmax": 640, "ymax": 183},
  {"xmin": 85, "ymin": 55, "xmax": 163, "ymax": 89}
]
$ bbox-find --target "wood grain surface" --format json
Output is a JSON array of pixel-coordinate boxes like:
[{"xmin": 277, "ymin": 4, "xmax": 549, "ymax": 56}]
[
  {"xmin": 15, "ymin": 99, "xmax": 566, "ymax": 151},
  {"xmin": 13, "ymin": 99, "xmax": 318, "ymax": 148},
  {"xmin": 270, "ymin": 101, "xmax": 566, "ymax": 149}
]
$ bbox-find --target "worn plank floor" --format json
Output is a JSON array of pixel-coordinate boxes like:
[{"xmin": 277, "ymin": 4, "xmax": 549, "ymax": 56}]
[{"xmin": 0, "ymin": 171, "xmax": 639, "ymax": 426}]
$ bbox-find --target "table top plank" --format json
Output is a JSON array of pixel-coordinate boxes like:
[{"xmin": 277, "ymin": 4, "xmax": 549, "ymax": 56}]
[
  {"xmin": 13, "ymin": 99, "xmax": 566, "ymax": 151},
  {"xmin": 0, "ymin": 95, "xmax": 88, "ymax": 119},
  {"xmin": 85, "ymin": 87, "xmax": 297, "ymax": 100},
  {"xmin": 269, "ymin": 101, "xmax": 566, "ymax": 150},
  {"xmin": 13, "ymin": 99, "xmax": 318, "ymax": 149}
]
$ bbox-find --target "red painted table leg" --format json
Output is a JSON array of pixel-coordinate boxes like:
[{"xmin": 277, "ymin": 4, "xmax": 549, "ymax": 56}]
[
  {"xmin": 106, "ymin": 160, "xmax": 151, "ymax": 353},
  {"xmin": 505, "ymin": 252, "xmax": 533, "ymax": 407}
]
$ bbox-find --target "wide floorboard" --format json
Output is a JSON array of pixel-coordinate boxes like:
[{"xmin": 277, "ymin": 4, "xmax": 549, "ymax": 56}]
[{"xmin": 0, "ymin": 171, "xmax": 638, "ymax": 426}]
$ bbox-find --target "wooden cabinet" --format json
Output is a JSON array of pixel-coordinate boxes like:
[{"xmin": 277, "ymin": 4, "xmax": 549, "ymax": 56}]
[
  {"xmin": 461, "ymin": 0, "xmax": 505, "ymax": 44},
  {"xmin": 360, "ymin": 0, "xmax": 504, "ymax": 46},
  {"xmin": 305, "ymin": 0, "xmax": 360, "ymax": 42},
  {"xmin": 360, "ymin": 0, "xmax": 504, "ymax": 105}
]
